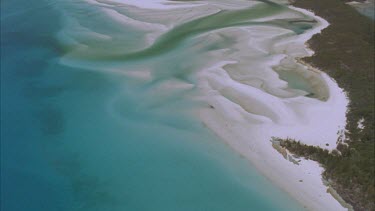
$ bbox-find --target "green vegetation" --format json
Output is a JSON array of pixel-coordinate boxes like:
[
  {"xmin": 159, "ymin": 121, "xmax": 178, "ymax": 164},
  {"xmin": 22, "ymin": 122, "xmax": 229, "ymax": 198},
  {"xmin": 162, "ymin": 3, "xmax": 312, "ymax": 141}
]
[
  {"xmin": 277, "ymin": 138, "xmax": 374, "ymax": 211},
  {"xmin": 279, "ymin": 0, "xmax": 375, "ymax": 210}
]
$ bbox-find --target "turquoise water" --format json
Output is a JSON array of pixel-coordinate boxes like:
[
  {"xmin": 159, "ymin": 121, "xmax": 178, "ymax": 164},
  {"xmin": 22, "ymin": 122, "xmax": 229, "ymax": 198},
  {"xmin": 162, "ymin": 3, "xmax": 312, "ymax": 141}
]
[
  {"xmin": 1, "ymin": 0, "xmax": 306, "ymax": 210},
  {"xmin": 349, "ymin": 0, "xmax": 375, "ymax": 20}
]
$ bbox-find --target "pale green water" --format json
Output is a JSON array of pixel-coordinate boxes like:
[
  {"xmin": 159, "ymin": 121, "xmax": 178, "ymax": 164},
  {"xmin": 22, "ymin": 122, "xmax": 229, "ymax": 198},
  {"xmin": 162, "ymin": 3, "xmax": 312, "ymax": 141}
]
[
  {"xmin": 1, "ymin": 0, "xmax": 319, "ymax": 210},
  {"xmin": 348, "ymin": 0, "xmax": 375, "ymax": 20}
]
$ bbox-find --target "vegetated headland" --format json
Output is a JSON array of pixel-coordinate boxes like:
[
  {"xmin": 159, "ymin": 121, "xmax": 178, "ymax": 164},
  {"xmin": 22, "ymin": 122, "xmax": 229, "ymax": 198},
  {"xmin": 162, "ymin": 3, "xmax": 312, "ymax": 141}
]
[{"xmin": 278, "ymin": 0, "xmax": 374, "ymax": 210}]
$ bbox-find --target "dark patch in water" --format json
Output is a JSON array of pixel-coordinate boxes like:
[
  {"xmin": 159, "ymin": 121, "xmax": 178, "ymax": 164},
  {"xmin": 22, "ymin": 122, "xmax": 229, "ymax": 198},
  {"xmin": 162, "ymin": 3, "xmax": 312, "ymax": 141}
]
[
  {"xmin": 15, "ymin": 60, "xmax": 47, "ymax": 78},
  {"xmin": 35, "ymin": 105, "xmax": 65, "ymax": 135},
  {"xmin": 24, "ymin": 82, "xmax": 65, "ymax": 98},
  {"xmin": 67, "ymin": 70, "xmax": 115, "ymax": 94},
  {"xmin": 52, "ymin": 156, "xmax": 120, "ymax": 210}
]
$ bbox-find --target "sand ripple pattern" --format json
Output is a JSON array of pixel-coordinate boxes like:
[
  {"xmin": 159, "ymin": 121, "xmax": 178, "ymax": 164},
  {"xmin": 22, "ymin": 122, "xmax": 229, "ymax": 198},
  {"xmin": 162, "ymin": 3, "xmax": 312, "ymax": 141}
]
[{"xmin": 55, "ymin": 1, "xmax": 349, "ymax": 210}]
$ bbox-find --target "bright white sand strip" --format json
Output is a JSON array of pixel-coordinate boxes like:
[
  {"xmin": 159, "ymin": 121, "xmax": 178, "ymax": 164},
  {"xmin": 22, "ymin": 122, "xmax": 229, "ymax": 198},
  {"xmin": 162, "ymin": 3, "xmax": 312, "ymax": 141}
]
[
  {"xmin": 196, "ymin": 4, "xmax": 349, "ymax": 211},
  {"xmin": 58, "ymin": 0, "xmax": 350, "ymax": 210}
]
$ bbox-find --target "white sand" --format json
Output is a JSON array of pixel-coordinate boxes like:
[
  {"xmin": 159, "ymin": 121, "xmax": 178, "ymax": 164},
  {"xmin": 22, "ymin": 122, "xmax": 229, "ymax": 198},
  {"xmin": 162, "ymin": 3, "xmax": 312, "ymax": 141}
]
[
  {"xmin": 59, "ymin": 0, "xmax": 350, "ymax": 210},
  {"xmin": 196, "ymin": 5, "xmax": 349, "ymax": 211},
  {"xmin": 357, "ymin": 117, "xmax": 365, "ymax": 130}
]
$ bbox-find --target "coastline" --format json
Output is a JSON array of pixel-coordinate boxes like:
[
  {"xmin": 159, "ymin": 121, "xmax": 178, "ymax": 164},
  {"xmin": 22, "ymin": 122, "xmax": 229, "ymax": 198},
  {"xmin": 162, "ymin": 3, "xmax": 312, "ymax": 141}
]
[
  {"xmin": 196, "ymin": 2, "xmax": 360, "ymax": 210},
  {"xmin": 346, "ymin": 0, "xmax": 375, "ymax": 19},
  {"xmin": 197, "ymin": 5, "xmax": 349, "ymax": 210},
  {"xmin": 56, "ymin": 0, "xmax": 372, "ymax": 209},
  {"xmin": 288, "ymin": 0, "xmax": 374, "ymax": 210}
]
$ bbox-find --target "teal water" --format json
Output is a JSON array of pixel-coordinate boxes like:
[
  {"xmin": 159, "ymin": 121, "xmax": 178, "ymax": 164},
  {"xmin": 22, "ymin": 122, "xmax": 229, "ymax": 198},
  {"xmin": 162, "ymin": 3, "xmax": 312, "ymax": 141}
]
[{"xmin": 1, "ymin": 0, "xmax": 308, "ymax": 210}]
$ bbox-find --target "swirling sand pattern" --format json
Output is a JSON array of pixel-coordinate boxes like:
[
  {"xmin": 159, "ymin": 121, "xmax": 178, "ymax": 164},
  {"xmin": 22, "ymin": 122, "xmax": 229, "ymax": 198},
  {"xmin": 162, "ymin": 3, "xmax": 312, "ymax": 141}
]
[
  {"xmin": 50, "ymin": 0, "xmax": 348, "ymax": 210},
  {"xmin": 55, "ymin": 0, "xmax": 347, "ymax": 210}
]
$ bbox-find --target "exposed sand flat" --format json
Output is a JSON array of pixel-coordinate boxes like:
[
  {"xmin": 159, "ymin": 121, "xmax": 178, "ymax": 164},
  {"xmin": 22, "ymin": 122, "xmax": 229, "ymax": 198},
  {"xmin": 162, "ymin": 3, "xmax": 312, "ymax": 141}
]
[
  {"xmin": 59, "ymin": 0, "xmax": 350, "ymax": 210},
  {"xmin": 196, "ymin": 5, "xmax": 348, "ymax": 210}
]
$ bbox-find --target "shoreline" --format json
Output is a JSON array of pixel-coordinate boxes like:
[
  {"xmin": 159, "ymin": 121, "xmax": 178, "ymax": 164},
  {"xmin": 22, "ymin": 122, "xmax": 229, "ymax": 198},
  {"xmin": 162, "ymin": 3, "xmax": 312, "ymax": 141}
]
[
  {"xmin": 197, "ymin": 3, "xmax": 350, "ymax": 211},
  {"xmin": 287, "ymin": 0, "xmax": 374, "ymax": 210},
  {"xmin": 104, "ymin": 0, "xmax": 354, "ymax": 210},
  {"xmin": 60, "ymin": 0, "xmax": 373, "ymax": 209}
]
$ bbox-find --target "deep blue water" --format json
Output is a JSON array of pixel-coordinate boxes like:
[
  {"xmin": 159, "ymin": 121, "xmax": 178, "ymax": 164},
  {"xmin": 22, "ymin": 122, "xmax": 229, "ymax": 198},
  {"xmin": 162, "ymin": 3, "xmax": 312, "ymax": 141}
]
[{"xmin": 1, "ymin": 0, "xmax": 302, "ymax": 210}]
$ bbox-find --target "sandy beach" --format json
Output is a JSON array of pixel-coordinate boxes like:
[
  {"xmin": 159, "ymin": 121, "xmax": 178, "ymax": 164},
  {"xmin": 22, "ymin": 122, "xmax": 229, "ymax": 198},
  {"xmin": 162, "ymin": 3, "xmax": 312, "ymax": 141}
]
[
  {"xmin": 62, "ymin": 0, "xmax": 352, "ymax": 210},
  {"xmin": 3, "ymin": 0, "xmax": 373, "ymax": 210},
  {"xmin": 196, "ymin": 4, "xmax": 349, "ymax": 211}
]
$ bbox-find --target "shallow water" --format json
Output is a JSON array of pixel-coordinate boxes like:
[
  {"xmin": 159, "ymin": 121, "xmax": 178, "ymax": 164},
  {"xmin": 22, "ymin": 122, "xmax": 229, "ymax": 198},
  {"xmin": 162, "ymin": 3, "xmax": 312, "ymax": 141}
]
[
  {"xmin": 0, "ymin": 0, "xmax": 326, "ymax": 210},
  {"xmin": 348, "ymin": 0, "xmax": 375, "ymax": 20}
]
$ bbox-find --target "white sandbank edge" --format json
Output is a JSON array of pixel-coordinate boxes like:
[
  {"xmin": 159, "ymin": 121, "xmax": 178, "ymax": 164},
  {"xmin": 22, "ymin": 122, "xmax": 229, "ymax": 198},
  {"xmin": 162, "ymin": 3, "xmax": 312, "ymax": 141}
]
[
  {"xmin": 60, "ymin": 0, "xmax": 351, "ymax": 210},
  {"xmin": 197, "ymin": 5, "xmax": 351, "ymax": 211}
]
